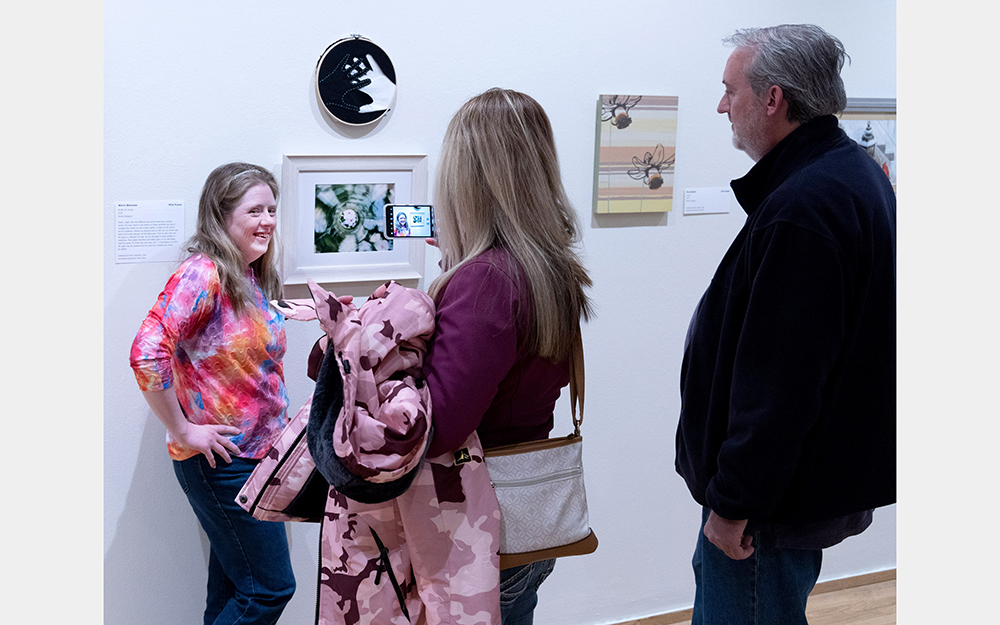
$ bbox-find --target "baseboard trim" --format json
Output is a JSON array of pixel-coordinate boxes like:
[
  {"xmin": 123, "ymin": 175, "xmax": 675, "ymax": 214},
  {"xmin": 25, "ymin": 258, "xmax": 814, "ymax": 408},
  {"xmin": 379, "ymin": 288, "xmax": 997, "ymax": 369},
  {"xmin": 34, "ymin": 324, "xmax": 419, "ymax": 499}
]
[
  {"xmin": 810, "ymin": 568, "xmax": 896, "ymax": 595},
  {"xmin": 610, "ymin": 569, "xmax": 896, "ymax": 625}
]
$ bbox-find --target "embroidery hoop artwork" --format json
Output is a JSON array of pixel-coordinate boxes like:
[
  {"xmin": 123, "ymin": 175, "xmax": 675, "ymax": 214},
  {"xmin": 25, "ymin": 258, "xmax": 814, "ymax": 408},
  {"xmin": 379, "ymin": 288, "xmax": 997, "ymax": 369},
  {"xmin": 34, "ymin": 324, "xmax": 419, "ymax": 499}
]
[{"xmin": 316, "ymin": 36, "xmax": 397, "ymax": 126}]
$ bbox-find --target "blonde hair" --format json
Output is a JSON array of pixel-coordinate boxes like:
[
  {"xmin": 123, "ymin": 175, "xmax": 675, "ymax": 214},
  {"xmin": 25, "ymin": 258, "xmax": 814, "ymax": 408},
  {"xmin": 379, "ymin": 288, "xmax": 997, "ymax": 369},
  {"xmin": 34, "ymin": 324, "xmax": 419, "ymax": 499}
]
[
  {"xmin": 186, "ymin": 162, "xmax": 283, "ymax": 313},
  {"xmin": 429, "ymin": 88, "xmax": 592, "ymax": 359}
]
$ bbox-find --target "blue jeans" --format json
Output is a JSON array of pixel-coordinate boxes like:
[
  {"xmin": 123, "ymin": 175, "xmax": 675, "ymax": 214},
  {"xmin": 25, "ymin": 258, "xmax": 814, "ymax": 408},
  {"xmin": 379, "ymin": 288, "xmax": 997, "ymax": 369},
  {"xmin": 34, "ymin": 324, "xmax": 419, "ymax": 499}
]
[
  {"xmin": 692, "ymin": 507, "xmax": 821, "ymax": 625},
  {"xmin": 499, "ymin": 559, "xmax": 555, "ymax": 625},
  {"xmin": 174, "ymin": 455, "xmax": 295, "ymax": 625}
]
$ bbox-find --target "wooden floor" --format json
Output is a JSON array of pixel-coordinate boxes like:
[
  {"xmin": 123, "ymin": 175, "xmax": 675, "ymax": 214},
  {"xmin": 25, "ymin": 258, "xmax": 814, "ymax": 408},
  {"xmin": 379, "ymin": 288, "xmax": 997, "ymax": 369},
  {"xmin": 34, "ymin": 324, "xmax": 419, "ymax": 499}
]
[{"xmin": 613, "ymin": 570, "xmax": 896, "ymax": 625}]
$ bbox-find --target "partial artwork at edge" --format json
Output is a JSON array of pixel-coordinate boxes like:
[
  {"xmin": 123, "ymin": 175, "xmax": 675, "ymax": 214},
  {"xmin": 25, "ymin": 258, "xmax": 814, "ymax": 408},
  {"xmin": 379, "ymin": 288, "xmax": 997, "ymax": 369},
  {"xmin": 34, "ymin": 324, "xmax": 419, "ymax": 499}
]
[{"xmin": 839, "ymin": 97, "xmax": 896, "ymax": 192}]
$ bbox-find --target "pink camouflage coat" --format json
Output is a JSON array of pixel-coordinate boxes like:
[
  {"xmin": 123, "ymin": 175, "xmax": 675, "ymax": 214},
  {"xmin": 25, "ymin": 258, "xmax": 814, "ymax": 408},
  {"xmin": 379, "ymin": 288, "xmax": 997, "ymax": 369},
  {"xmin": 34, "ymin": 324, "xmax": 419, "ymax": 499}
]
[{"xmin": 237, "ymin": 280, "xmax": 502, "ymax": 625}]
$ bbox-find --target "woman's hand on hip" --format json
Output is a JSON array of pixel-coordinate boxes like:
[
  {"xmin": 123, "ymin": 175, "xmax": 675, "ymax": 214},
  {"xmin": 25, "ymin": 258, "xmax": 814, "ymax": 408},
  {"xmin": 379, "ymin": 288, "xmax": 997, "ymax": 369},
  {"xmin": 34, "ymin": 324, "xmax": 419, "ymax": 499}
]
[
  {"xmin": 141, "ymin": 388, "xmax": 241, "ymax": 468},
  {"xmin": 174, "ymin": 422, "xmax": 242, "ymax": 469}
]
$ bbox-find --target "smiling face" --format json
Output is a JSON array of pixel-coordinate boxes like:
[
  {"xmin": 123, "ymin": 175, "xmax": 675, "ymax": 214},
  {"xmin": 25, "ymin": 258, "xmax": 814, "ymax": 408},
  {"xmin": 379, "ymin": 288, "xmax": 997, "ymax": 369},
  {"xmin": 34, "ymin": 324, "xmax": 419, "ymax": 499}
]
[
  {"xmin": 718, "ymin": 47, "xmax": 772, "ymax": 162},
  {"xmin": 226, "ymin": 183, "xmax": 277, "ymax": 267}
]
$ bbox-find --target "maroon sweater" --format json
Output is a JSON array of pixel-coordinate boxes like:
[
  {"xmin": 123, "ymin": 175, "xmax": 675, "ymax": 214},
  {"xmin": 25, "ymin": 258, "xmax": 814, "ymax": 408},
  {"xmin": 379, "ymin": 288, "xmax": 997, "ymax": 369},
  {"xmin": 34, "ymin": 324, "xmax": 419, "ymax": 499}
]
[{"xmin": 424, "ymin": 248, "xmax": 570, "ymax": 457}]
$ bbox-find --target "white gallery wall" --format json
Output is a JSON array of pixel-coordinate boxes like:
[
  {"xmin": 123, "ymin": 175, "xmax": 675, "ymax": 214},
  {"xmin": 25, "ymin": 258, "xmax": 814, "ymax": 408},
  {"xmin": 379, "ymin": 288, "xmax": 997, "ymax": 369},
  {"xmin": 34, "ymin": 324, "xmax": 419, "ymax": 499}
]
[{"xmin": 103, "ymin": 1, "xmax": 897, "ymax": 623}]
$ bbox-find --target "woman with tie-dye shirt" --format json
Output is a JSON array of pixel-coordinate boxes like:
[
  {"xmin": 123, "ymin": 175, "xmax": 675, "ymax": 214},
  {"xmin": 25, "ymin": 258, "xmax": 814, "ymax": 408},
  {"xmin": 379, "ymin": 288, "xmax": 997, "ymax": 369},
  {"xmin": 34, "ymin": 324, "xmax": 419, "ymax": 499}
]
[{"xmin": 130, "ymin": 162, "xmax": 295, "ymax": 625}]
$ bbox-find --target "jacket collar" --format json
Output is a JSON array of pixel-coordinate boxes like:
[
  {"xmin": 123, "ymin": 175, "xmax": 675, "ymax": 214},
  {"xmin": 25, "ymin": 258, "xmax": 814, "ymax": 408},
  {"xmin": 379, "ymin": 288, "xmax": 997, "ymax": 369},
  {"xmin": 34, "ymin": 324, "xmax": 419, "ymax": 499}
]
[{"xmin": 730, "ymin": 115, "xmax": 846, "ymax": 215}]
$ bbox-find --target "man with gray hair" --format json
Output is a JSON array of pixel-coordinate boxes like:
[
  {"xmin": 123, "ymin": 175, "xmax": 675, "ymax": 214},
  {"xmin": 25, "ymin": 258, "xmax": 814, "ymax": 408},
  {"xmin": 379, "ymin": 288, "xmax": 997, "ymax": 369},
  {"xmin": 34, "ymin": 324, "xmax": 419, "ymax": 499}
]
[{"xmin": 675, "ymin": 24, "xmax": 896, "ymax": 624}]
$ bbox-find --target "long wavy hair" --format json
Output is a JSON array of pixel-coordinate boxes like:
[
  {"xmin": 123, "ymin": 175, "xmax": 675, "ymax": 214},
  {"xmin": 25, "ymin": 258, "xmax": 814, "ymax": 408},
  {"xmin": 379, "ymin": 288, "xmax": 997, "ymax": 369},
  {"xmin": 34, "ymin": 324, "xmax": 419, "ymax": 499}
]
[
  {"xmin": 429, "ymin": 88, "xmax": 592, "ymax": 360},
  {"xmin": 185, "ymin": 162, "xmax": 283, "ymax": 313}
]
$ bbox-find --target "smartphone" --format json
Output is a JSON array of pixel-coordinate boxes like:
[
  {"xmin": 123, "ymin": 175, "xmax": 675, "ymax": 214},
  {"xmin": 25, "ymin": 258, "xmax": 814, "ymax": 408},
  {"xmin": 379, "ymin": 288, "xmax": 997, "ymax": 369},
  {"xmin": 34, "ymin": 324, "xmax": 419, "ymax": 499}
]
[{"xmin": 385, "ymin": 204, "xmax": 435, "ymax": 238}]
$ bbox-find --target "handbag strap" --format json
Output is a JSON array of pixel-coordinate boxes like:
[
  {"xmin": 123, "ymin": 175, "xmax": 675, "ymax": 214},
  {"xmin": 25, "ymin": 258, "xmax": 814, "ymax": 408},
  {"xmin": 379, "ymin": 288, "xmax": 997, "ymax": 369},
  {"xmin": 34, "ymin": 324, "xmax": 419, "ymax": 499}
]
[{"xmin": 569, "ymin": 326, "xmax": 585, "ymax": 437}]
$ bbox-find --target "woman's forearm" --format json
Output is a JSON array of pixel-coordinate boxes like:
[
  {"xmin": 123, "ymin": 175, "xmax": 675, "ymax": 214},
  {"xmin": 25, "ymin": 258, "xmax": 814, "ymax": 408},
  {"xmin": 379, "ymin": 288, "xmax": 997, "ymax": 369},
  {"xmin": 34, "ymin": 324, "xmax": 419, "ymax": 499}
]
[{"xmin": 141, "ymin": 387, "xmax": 193, "ymax": 440}]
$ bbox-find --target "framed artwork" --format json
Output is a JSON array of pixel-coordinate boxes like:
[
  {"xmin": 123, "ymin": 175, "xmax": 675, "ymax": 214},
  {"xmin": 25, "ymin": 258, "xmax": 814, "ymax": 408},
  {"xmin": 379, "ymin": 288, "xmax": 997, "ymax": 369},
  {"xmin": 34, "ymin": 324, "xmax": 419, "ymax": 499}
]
[
  {"xmin": 279, "ymin": 154, "xmax": 428, "ymax": 286},
  {"xmin": 594, "ymin": 95, "xmax": 679, "ymax": 214},
  {"xmin": 839, "ymin": 97, "xmax": 896, "ymax": 191}
]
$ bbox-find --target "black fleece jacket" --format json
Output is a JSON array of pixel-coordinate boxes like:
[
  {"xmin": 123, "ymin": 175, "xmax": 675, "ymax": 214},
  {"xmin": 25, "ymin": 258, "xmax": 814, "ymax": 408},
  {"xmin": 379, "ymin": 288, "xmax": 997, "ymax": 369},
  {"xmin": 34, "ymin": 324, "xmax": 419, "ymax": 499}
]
[{"xmin": 675, "ymin": 115, "xmax": 896, "ymax": 525}]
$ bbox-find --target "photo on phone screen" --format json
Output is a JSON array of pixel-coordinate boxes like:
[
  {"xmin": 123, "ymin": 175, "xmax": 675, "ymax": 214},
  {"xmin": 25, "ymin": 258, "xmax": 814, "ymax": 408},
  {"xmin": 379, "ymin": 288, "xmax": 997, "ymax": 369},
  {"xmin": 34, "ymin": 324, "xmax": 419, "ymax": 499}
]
[{"xmin": 386, "ymin": 204, "xmax": 435, "ymax": 238}]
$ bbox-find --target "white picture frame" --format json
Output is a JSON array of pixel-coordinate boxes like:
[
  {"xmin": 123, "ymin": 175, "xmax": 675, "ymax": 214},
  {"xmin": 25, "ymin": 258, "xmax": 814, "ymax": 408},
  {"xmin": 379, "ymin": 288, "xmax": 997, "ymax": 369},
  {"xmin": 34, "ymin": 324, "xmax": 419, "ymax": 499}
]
[{"xmin": 279, "ymin": 154, "xmax": 428, "ymax": 286}]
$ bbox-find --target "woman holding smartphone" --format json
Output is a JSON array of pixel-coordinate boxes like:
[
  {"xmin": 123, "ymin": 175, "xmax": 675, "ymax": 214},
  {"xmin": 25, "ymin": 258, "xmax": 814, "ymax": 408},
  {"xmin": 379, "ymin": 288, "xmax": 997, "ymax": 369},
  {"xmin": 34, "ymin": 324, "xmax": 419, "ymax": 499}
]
[
  {"xmin": 130, "ymin": 162, "xmax": 295, "ymax": 625},
  {"xmin": 423, "ymin": 88, "xmax": 593, "ymax": 625}
]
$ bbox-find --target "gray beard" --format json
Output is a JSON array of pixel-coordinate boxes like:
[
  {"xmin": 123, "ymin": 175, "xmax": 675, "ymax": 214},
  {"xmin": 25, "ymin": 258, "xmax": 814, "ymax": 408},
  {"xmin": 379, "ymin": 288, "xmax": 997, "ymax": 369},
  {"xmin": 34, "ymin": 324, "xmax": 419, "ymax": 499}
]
[{"xmin": 732, "ymin": 131, "xmax": 766, "ymax": 162}]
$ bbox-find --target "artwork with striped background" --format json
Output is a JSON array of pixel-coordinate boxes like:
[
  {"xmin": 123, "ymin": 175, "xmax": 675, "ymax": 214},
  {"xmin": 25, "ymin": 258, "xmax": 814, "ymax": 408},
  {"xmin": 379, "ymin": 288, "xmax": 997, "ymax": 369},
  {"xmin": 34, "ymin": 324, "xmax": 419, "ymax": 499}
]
[{"xmin": 594, "ymin": 95, "xmax": 678, "ymax": 214}]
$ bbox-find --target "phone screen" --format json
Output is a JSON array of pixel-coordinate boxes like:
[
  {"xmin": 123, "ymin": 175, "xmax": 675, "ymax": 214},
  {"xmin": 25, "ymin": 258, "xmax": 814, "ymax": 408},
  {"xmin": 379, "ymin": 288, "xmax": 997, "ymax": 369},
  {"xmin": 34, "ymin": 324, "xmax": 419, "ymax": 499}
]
[{"xmin": 386, "ymin": 204, "xmax": 435, "ymax": 238}]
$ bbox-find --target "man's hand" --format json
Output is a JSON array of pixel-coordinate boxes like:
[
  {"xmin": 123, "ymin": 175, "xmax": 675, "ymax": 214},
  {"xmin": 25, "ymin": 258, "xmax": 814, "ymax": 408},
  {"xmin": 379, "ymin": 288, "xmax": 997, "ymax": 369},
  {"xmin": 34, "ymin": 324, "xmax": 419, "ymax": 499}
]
[{"xmin": 704, "ymin": 510, "xmax": 755, "ymax": 560}]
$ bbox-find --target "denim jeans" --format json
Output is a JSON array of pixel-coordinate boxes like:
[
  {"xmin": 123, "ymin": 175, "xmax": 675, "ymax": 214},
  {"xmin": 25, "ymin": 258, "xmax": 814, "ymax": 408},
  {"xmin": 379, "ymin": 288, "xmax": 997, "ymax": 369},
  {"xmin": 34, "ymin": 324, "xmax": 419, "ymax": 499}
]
[
  {"xmin": 692, "ymin": 507, "xmax": 821, "ymax": 625},
  {"xmin": 174, "ymin": 455, "xmax": 295, "ymax": 625},
  {"xmin": 499, "ymin": 559, "xmax": 555, "ymax": 625}
]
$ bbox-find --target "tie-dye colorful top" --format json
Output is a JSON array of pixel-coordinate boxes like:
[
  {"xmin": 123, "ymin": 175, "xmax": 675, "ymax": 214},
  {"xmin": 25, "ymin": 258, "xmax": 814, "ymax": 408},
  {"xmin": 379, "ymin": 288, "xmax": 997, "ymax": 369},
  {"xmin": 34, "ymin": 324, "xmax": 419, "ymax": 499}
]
[{"xmin": 130, "ymin": 254, "xmax": 290, "ymax": 461}]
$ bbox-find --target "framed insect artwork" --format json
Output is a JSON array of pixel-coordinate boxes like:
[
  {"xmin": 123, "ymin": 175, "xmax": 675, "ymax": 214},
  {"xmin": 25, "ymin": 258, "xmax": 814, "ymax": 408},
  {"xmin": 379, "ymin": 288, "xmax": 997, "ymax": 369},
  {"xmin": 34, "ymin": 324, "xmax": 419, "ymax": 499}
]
[
  {"xmin": 279, "ymin": 154, "xmax": 428, "ymax": 287},
  {"xmin": 594, "ymin": 94, "xmax": 679, "ymax": 214},
  {"xmin": 839, "ymin": 97, "xmax": 896, "ymax": 192}
]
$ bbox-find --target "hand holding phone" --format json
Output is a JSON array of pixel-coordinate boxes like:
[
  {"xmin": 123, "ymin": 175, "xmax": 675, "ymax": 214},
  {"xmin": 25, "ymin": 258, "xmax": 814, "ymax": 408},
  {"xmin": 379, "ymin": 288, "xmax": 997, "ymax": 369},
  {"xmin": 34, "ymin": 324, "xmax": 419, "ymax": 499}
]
[{"xmin": 386, "ymin": 204, "xmax": 435, "ymax": 238}]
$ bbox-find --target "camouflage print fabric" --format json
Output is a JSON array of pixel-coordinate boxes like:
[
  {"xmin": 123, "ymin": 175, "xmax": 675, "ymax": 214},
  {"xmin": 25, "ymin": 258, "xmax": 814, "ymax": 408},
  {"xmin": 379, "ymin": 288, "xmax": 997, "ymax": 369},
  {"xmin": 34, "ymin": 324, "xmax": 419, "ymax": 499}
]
[
  {"xmin": 309, "ymin": 279, "xmax": 433, "ymax": 484},
  {"xmin": 271, "ymin": 297, "xmax": 319, "ymax": 322},
  {"xmin": 236, "ymin": 397, "xmax": 321, "ymax": 523},
  {"xmin": 320, "ymin": 432, "xmax": 501, "ymax": 625},
  {"xmin": 238, "ymin": 281, "xmax": 501, "ymax": 624},
  {"xmin": 395, "ymin": 435, "xmax": 501, "ymax": 625}
]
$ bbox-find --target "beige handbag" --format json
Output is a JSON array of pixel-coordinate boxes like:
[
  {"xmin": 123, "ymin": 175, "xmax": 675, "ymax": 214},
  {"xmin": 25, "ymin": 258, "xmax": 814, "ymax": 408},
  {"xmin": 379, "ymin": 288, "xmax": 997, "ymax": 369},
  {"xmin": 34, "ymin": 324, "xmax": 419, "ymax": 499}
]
[{"xmin": 484, "ymin": 331, "xmax": 599, "ymax": 569}]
